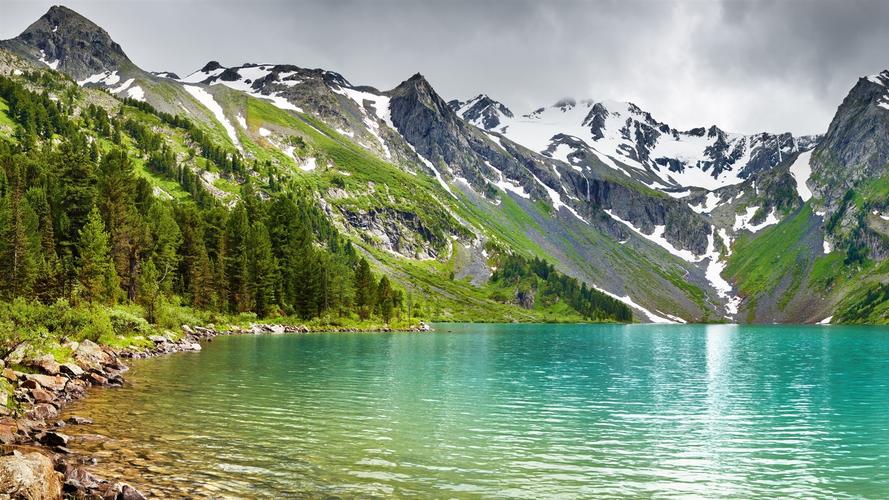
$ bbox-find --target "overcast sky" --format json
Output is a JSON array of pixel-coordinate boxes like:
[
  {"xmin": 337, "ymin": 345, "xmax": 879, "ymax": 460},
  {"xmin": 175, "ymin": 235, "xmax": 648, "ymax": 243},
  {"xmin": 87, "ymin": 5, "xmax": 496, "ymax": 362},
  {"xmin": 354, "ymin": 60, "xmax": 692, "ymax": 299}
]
[{"xmin": 2, "ymin": 0, "xmax": 888, "ymax": 135}]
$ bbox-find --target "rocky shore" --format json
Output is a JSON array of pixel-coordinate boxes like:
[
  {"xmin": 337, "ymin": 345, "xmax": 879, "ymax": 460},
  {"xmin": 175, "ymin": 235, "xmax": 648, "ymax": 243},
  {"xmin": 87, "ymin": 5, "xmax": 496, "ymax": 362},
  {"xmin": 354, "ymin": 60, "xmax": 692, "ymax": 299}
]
[{"xmin": 0, "ymin": 321, "xmax": 431, "ymax": 499}]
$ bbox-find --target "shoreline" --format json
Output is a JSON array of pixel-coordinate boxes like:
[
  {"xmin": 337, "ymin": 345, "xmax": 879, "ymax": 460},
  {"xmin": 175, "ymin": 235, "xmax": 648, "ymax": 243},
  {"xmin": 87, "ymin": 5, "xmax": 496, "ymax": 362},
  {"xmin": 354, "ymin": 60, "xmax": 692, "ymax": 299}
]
[{"xmin": 0, "ymin": 321, "xmax": 431, "ymax": 499}]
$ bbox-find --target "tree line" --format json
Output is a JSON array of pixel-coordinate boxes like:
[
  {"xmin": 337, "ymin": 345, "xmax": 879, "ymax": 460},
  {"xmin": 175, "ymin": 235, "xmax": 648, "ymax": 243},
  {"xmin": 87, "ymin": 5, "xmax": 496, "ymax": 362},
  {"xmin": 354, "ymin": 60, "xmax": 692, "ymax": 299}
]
[
  {"xmin": 0, "ymin": 74, "xmax": 407, "ymax": 325},
  {"xmin": 491, "ymin": 254, "xmax": 633, "ymax": 321}
]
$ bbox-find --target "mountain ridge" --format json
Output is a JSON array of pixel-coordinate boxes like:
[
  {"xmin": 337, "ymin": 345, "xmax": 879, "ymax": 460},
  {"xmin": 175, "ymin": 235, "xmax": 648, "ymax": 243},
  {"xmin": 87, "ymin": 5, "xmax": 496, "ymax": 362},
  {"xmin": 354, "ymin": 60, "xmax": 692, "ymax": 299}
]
[{"xmin": 1, "ymin": 5, "xmax": 887, "ymax": 324}]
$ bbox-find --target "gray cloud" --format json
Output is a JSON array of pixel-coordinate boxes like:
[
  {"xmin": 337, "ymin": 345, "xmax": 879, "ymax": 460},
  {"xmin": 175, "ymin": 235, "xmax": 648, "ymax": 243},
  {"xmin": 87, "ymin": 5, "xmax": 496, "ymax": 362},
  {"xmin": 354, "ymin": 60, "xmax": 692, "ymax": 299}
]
[{"xmin": 2, "ymin": 0, "xmax": 887, "ymax": 134}]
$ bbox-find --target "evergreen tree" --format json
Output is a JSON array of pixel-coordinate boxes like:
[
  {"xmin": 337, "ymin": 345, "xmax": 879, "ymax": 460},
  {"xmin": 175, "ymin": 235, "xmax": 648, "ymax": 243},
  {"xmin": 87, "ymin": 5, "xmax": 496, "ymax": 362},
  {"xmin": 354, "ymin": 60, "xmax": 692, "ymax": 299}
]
[
  {"xmin": 223, "ymin": 204, "xmax": 250, "ymax": 312},
  {"xmin": 354, "ymin": 258, "xmax": 376, "ymax": 320},
  {"xmin": 376, "ymin": 276, "xmax": 394, "ymax": 324},
  {"xmin": 0, "ymin": 170, "xmax": 40, "ymax": 299},
  {"xmin": 77, "ymin": 207, "xmax": 118, "ymax": 303},
  {"xmin": 248, "ymin": 222, "xmax": 277, "ymax": 317}
]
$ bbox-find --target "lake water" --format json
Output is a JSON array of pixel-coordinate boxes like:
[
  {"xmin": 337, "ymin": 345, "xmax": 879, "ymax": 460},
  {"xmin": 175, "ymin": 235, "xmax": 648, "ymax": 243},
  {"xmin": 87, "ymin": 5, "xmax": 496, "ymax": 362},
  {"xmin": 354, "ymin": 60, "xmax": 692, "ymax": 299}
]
[{"xmin": 62, "ymin": 323, "xmax": 889, "ymax": 498}]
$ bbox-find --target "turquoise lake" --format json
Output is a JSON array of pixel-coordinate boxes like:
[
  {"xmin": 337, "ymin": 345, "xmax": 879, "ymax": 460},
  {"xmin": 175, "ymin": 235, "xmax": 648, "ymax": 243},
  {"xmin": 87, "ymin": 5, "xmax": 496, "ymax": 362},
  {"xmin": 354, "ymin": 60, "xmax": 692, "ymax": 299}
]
[{"xmin": 62, "ymin": 323, "xmax": 889, "ymax": 498}]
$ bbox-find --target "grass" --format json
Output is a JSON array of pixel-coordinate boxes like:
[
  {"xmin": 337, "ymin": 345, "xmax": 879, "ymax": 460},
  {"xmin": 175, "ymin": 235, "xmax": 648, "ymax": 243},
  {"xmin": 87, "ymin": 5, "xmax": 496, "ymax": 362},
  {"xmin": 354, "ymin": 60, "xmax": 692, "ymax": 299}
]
[{"xmin": 726, "ymin": 204, "xmax": 814, "ymax": 296}]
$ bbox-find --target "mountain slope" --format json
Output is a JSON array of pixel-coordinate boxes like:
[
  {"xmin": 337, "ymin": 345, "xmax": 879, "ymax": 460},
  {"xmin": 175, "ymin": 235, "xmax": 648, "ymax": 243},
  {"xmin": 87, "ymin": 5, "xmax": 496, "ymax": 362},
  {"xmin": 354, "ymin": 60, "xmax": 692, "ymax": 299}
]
[{"xmin": 4, "ymin": 6, "xmax": 886, "ymax": 324}]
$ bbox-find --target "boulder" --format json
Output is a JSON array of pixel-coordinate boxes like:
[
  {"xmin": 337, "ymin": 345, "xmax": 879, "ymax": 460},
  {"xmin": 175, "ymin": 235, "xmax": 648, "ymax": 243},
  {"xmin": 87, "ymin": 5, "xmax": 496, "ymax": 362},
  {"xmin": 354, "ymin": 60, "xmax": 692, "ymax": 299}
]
[
  {"xmin": 269, "ymin": 324, "xmax": 285, "ymax": 334},
  {"xmin": 24, "ymin": 374, "xmax": 66, "ymax": 392},
  {"xmin": 26, "ymin": 403, "xmax": 59, "ymax": 421},
  {"xmin": 85, "ymin": 373, "xmax": 108, "ymax": 386},
  {"xmin": 147, "ymin": 335, "xmax": 169, "ymax": 344},
  {"xmin": 29, "ymin": 388, "xmax": 55, "ymax": 404},
  {"xmin": 100, "ymin": 482, "xmax": 146, "ymax": 500},
  {"xmin": 0, "ymin": 450, "xmax": 63, "ymax": 499},
  {"xmin": 38, "ymin": 431, "xmax": 69, "ymax": 447},
  {"xmin": 59, "ymin": 363, "xmax": 84, "ymax": 378},
  {"xmin": 31, "ymin": 355, "xmax": 60, "ymax": 376},
  {"xmin": 62, "ymin": 465, "xmax": 100, "ymax": 492},
  {"xmin": 73, "ymin": 340, "xmax": 113, "ymax": 370}
]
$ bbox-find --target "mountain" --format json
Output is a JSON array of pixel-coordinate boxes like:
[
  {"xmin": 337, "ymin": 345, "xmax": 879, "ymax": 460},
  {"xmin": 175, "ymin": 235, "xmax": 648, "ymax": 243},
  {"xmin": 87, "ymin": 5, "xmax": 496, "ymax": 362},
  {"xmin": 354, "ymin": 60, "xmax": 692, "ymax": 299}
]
[
  {"xmin": 452, "ymin": 94, "xmax": 821, "ymax": 193},
  {"xmin": 1, "ymin": 6, "xmax": 887, "ymax": 324}
]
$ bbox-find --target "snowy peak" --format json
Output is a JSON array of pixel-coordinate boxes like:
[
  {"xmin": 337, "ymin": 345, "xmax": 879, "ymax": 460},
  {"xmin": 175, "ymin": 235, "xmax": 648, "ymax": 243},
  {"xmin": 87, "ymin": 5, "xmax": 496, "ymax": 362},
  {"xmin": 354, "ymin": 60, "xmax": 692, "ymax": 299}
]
[
  {"xmin": 0, "ymin": 5, "xmax": 131, "ymax": 80},
  {"xmin": 449, "ymin": 94, "xmax": 514, "ymax": 131},
  {"xmin": 452, "ymin": 92, "xmax": 820, "ymax": 191}
]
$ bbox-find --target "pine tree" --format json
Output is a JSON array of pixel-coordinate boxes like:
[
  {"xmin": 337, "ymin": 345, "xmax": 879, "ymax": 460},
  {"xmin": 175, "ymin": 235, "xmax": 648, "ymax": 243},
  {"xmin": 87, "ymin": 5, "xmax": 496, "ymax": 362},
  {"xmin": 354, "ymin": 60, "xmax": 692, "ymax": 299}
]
[
  {"xmin": 224, "ymin": 204, "xmax": 250, "ymax": 312},
  {"xmin": 137, "ymin": 258, "xmax": 161, "ymax": 324},
  {"xmin": 354, "ymin": 258, "xmax": 376, "ymax": 320},
  {"xmin": 376, "ymin": 276, "xmax": 394, "ymax": 324},
  {"xmin": 147, "ymin": 203, "xmax": 181, "ymax": 293},
  {"xmin": 0, "ymin": 173, "xmax": 40, "ymax": 300},
  {"xmin": 248, "ymin": 223, "xmax": 277, "ymax": 317},
  {"xmin": 77, "ymin": 207, "xmax": 118, "ymax": 303}
]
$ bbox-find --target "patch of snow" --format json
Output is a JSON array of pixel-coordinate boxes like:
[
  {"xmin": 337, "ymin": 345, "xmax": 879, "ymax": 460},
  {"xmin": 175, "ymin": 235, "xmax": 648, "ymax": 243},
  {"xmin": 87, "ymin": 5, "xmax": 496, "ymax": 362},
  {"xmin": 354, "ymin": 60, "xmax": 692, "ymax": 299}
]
[
  {"xmin": 733, "ymin": 206, "xmax": 779, "ymax": 232},
  {"xmin": 258, "ymin": 127, "xmax": 271, "ymax": 137},
  {"xmin": 405, "ymin": 143, "xmax": 454, "ymax": 198},
  {"xmin": 235, "ymin": 113, "xmax": 247, "ymax": 129},
  {"xmin": 183, "ymin": 85, "xmax": 242, "ymax": 151},
  {"xmin": 690, "ymin": 192, "xmax": 723, "ymax": 214},
  {"xmin": 333, "ymin": 86, "xmax": 394, "ymax": 159},
  {"xmin": 531, "ymin": 174, "xmax": 588, "ymax": 224},
  {"xmin": 78, "ymin": 71, "xmax": 121, "ymax": 87},
  {"xmin": 486, "ymin": 161, "xmax": 530, "ymax": 199},
  {"xmin": 823, "ymin": 239, "xmax": 832, "ymax": 254},
  {"xmin": 180, "ymin": 67, "xmax": 225, "ymax": 84},
  {"xmin": 881, "ymin": 214, "xmax": 889, "ymax": 221},
  {"xmin": 300, "ymin": 157, "xmax": 317, "ymax": 172},
  {"xmin": 52, "ymin": 25, "xmax": 58, "ymax": 33},
  {"xmin": 605, "ymin": 210, "xmax": 703, "ymax": 262},
  {"xmin": 37, "ymin": 50, "xmax": 59, "ymax": 70},
  {"xmin": 702, "ymin": 231, "xmax": 740, "ymax": 317},
  {"xmin": 111, "ymin": 78, "xmax": 134, "ymax": 94},
  {"xmin": 591, "ymin": 284, "xmax": 678, "ymax": 324},
  {"xmin": 788, "ymin": 150, "xmax": 814, "ymax": 202},
  {"xmin": 818, "ymin": 316, "xmax": 833, "ymax": 325},
  {"xmin": 666, "ymin": 190, "xmax": 691, "ymax": 199},
  {"xmin": 126, "ymin": 85, "xmax": 145, "ymax": 102}
]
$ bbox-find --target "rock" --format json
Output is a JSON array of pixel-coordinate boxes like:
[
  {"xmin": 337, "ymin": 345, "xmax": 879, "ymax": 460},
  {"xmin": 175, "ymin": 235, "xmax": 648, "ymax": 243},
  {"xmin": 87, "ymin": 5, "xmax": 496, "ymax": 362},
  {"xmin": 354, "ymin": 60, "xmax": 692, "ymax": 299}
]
[
  {"xmin": 20, "ymin": 379, "xmax": 40, "ymax": 390},
  {"xmin": 63, "ymin": 465, "xmax": 100, "ymax": 492},
  {"xmin": 148, "ymin": 335, "xmax": 168, "ymax": 344},
  {"xmin": 65, "ymin": 416, "xmax": 93, "ymax": 425},
  {"xmin": 59, "ymin": 363, "xmax": 84, "ymax": 378},
  {"xmin": 182, "ymin": 324, "xmax": 194, "ymax": 335},
  {"xmin": 5, "ymin": 343, "xmax": 29, "ymax": 365},
  {"xmin": 26, "ymin": 403, "xmax": 59, "ymax": 421},
  {"xmin": 269, "ymin": 324, "xmax": 285, "ymax": 334},
  {"xmin": 86, "ymin": 373, "xmax": 108, "ymax": 386},
  {"xmin": 2, "ymin": 368, "xmax": 18, "ymax": 382},
  {"xmin": 73, "ymin": 339, "xmax": 113, "ymax": 370},
  {"xmin": 101, "ymin": 482, "xmax": 146, "ymax": 500},
  {"xmin": 0, "ymin": 450, "xmax": 63, "ymax": 499},
  {"xmin": 0, "ymin": 421, "xmax": 18, "ymax": 445},
  {"xmin": 38, "ymin": 431, "xmax": 69, "ymax": 447},
  {"xmin": 24, "ymin": 374, "xmax": 67, "ymax": 392},
  {"xmin": 32, "ymin": 355, "xmax": 60, "ymax": 376},
  {"xmin": 30, "ymin": 388, "xmax": 55, "ymax": 404}
]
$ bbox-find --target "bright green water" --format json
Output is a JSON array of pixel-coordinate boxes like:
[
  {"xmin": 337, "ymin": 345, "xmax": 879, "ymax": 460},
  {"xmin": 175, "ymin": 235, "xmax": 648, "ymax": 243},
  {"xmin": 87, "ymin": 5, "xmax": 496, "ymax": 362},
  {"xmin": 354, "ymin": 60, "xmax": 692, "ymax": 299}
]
[{"xmin": 63, "ymin": 323, "xmax": 889, "ymax": 498}]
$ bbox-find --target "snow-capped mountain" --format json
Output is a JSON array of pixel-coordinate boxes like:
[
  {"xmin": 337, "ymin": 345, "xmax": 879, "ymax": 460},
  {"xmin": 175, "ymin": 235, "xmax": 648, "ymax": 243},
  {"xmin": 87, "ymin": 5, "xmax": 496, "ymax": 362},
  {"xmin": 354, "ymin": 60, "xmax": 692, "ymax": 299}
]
[{"xmin": 452, "ymin": 95, "xmax": 820, "ymax": 192}]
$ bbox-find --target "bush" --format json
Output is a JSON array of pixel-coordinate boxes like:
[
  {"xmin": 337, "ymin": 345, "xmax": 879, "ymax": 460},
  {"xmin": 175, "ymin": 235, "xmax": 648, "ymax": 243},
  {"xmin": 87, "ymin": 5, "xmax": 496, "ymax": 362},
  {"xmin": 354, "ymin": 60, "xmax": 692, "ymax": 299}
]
[
  {"xmin": 77, "ymin": 305, "xmax": 114, "ymax": 343},
  {"xmin": 108, "ymin": 308, "xmax": 153, "ymax": 336}
]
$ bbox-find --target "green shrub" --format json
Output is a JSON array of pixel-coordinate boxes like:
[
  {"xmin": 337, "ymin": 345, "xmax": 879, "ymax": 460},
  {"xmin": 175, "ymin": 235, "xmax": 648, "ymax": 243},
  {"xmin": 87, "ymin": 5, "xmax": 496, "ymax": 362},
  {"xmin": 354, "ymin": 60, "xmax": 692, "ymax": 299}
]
[{"xmin": 77, "ymin": 305, "xmax": 114, "ymax": 343}]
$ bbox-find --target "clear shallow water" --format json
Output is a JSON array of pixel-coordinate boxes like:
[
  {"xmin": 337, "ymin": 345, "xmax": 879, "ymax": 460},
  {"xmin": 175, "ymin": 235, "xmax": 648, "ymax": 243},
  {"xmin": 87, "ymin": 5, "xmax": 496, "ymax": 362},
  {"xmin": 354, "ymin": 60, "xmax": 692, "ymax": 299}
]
[{"xmin": 62, "ymin": 323, "xmax": 889, "ymax": 498}]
